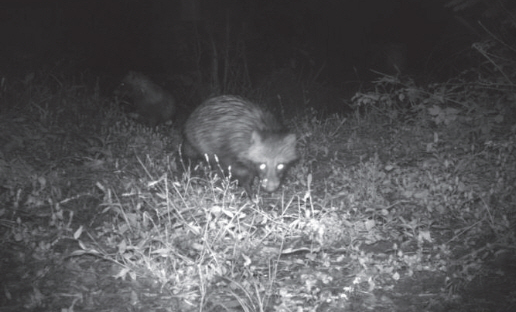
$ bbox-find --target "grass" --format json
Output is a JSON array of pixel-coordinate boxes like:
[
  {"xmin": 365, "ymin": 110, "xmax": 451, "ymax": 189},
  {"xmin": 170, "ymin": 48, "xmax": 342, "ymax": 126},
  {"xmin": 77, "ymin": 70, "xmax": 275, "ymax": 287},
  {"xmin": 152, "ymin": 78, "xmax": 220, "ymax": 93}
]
[{"xmin": 1, "ymin": 66, "xmax": 515, "ymax": 312}]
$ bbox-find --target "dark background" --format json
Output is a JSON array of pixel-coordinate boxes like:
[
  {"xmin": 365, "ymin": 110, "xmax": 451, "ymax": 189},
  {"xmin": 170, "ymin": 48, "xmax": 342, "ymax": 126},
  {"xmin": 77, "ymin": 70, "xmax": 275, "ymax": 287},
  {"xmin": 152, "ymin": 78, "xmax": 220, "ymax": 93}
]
[
  {"xmin": 0, "ymin": 0, "xmax": 474, "ymax": 75},
  {"xmin": 0, "ymin": 0, "xmax": 487, "ymax": 112}
]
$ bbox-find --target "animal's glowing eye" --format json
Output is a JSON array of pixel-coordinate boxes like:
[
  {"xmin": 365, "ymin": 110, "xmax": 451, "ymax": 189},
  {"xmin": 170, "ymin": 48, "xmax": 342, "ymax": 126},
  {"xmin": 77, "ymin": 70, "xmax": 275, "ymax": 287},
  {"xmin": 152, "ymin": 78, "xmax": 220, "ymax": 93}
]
[
  {"xmin": 277, "ymin": 163, "xmax": 285, "ymax": 171},
  {"xmin": 259, "ymin": 163, "xmax": 267, "ymax": 171}
]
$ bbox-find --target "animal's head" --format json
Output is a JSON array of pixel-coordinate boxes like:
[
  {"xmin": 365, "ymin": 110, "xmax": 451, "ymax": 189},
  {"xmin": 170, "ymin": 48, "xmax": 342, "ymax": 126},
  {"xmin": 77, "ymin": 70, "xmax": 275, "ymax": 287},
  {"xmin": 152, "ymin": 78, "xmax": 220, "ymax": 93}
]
[{"xmin": 246, "ymin": 131, "xmax": 297, "ymax": 192}]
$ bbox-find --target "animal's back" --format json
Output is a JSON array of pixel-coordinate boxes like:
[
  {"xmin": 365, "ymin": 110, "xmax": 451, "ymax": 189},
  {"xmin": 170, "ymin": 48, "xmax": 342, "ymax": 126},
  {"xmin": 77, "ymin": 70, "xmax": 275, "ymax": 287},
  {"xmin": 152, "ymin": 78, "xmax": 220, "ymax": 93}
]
[{"xmin": 184, "ymin": 96, "xmax": 282, "ymax": 158}]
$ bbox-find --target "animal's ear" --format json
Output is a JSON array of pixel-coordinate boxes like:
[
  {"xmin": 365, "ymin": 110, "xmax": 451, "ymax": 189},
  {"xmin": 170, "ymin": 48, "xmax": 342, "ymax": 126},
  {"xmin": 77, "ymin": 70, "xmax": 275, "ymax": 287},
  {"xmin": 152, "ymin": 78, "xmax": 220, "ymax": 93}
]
[
  {"xmin": 250, "ymin": 131, "xmax": 263, "ymax": 145},
  {"xmin": 283, "ymin": 133, "xmax": 296, "ymax": 146}
]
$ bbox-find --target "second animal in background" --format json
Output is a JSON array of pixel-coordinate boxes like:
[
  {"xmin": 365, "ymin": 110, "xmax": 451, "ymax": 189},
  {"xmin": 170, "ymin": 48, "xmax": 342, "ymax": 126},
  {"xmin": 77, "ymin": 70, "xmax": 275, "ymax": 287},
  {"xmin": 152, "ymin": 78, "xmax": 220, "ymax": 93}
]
[{"xmin": 114, "ymin": 71, "xmax": 176, "ymax": 127}]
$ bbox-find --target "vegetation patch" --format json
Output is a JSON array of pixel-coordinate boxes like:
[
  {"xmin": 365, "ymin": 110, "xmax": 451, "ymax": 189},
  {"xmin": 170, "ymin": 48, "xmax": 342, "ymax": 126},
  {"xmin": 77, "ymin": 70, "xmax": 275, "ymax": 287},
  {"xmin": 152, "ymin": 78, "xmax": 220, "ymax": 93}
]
[{"xmin": 1, "ymin": 39, "xmax": 516, "ymax": 312}]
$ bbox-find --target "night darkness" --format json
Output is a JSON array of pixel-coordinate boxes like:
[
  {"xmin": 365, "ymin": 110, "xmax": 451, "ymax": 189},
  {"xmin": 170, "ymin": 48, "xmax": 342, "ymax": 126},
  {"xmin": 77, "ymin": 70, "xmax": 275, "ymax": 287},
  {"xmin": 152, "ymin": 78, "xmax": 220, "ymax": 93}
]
[
  {"xmin": 2, "ymin": 1, "xmax": 516, "ymax": 311},
  {"xmin": 1, "ymin": 0, "xmax": 468, "ymax": 87}
]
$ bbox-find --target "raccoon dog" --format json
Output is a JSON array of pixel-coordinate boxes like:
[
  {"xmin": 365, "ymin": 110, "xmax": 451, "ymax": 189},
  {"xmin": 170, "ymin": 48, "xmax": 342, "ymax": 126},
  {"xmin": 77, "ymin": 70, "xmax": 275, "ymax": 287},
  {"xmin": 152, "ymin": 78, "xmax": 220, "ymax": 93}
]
[
  {"xmin": 183, "ymin": 95, "xmax": 297, "ymax": 195},
  {"xmin": 115, "ymin": 71, "xmax": 176, "ymax": 127}
]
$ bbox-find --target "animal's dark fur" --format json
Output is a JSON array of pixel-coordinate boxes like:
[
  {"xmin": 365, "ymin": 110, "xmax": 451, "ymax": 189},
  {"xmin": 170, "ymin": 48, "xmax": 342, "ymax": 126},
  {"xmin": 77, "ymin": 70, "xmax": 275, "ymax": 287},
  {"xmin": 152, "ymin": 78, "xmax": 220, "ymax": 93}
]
[
  {"xmin": 115, "ymin": 71, "xmax": 176, "ymax": 127},
  {"xmin": 183, "ymin": 95, "xmax": 297, "ymax": 195}
]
